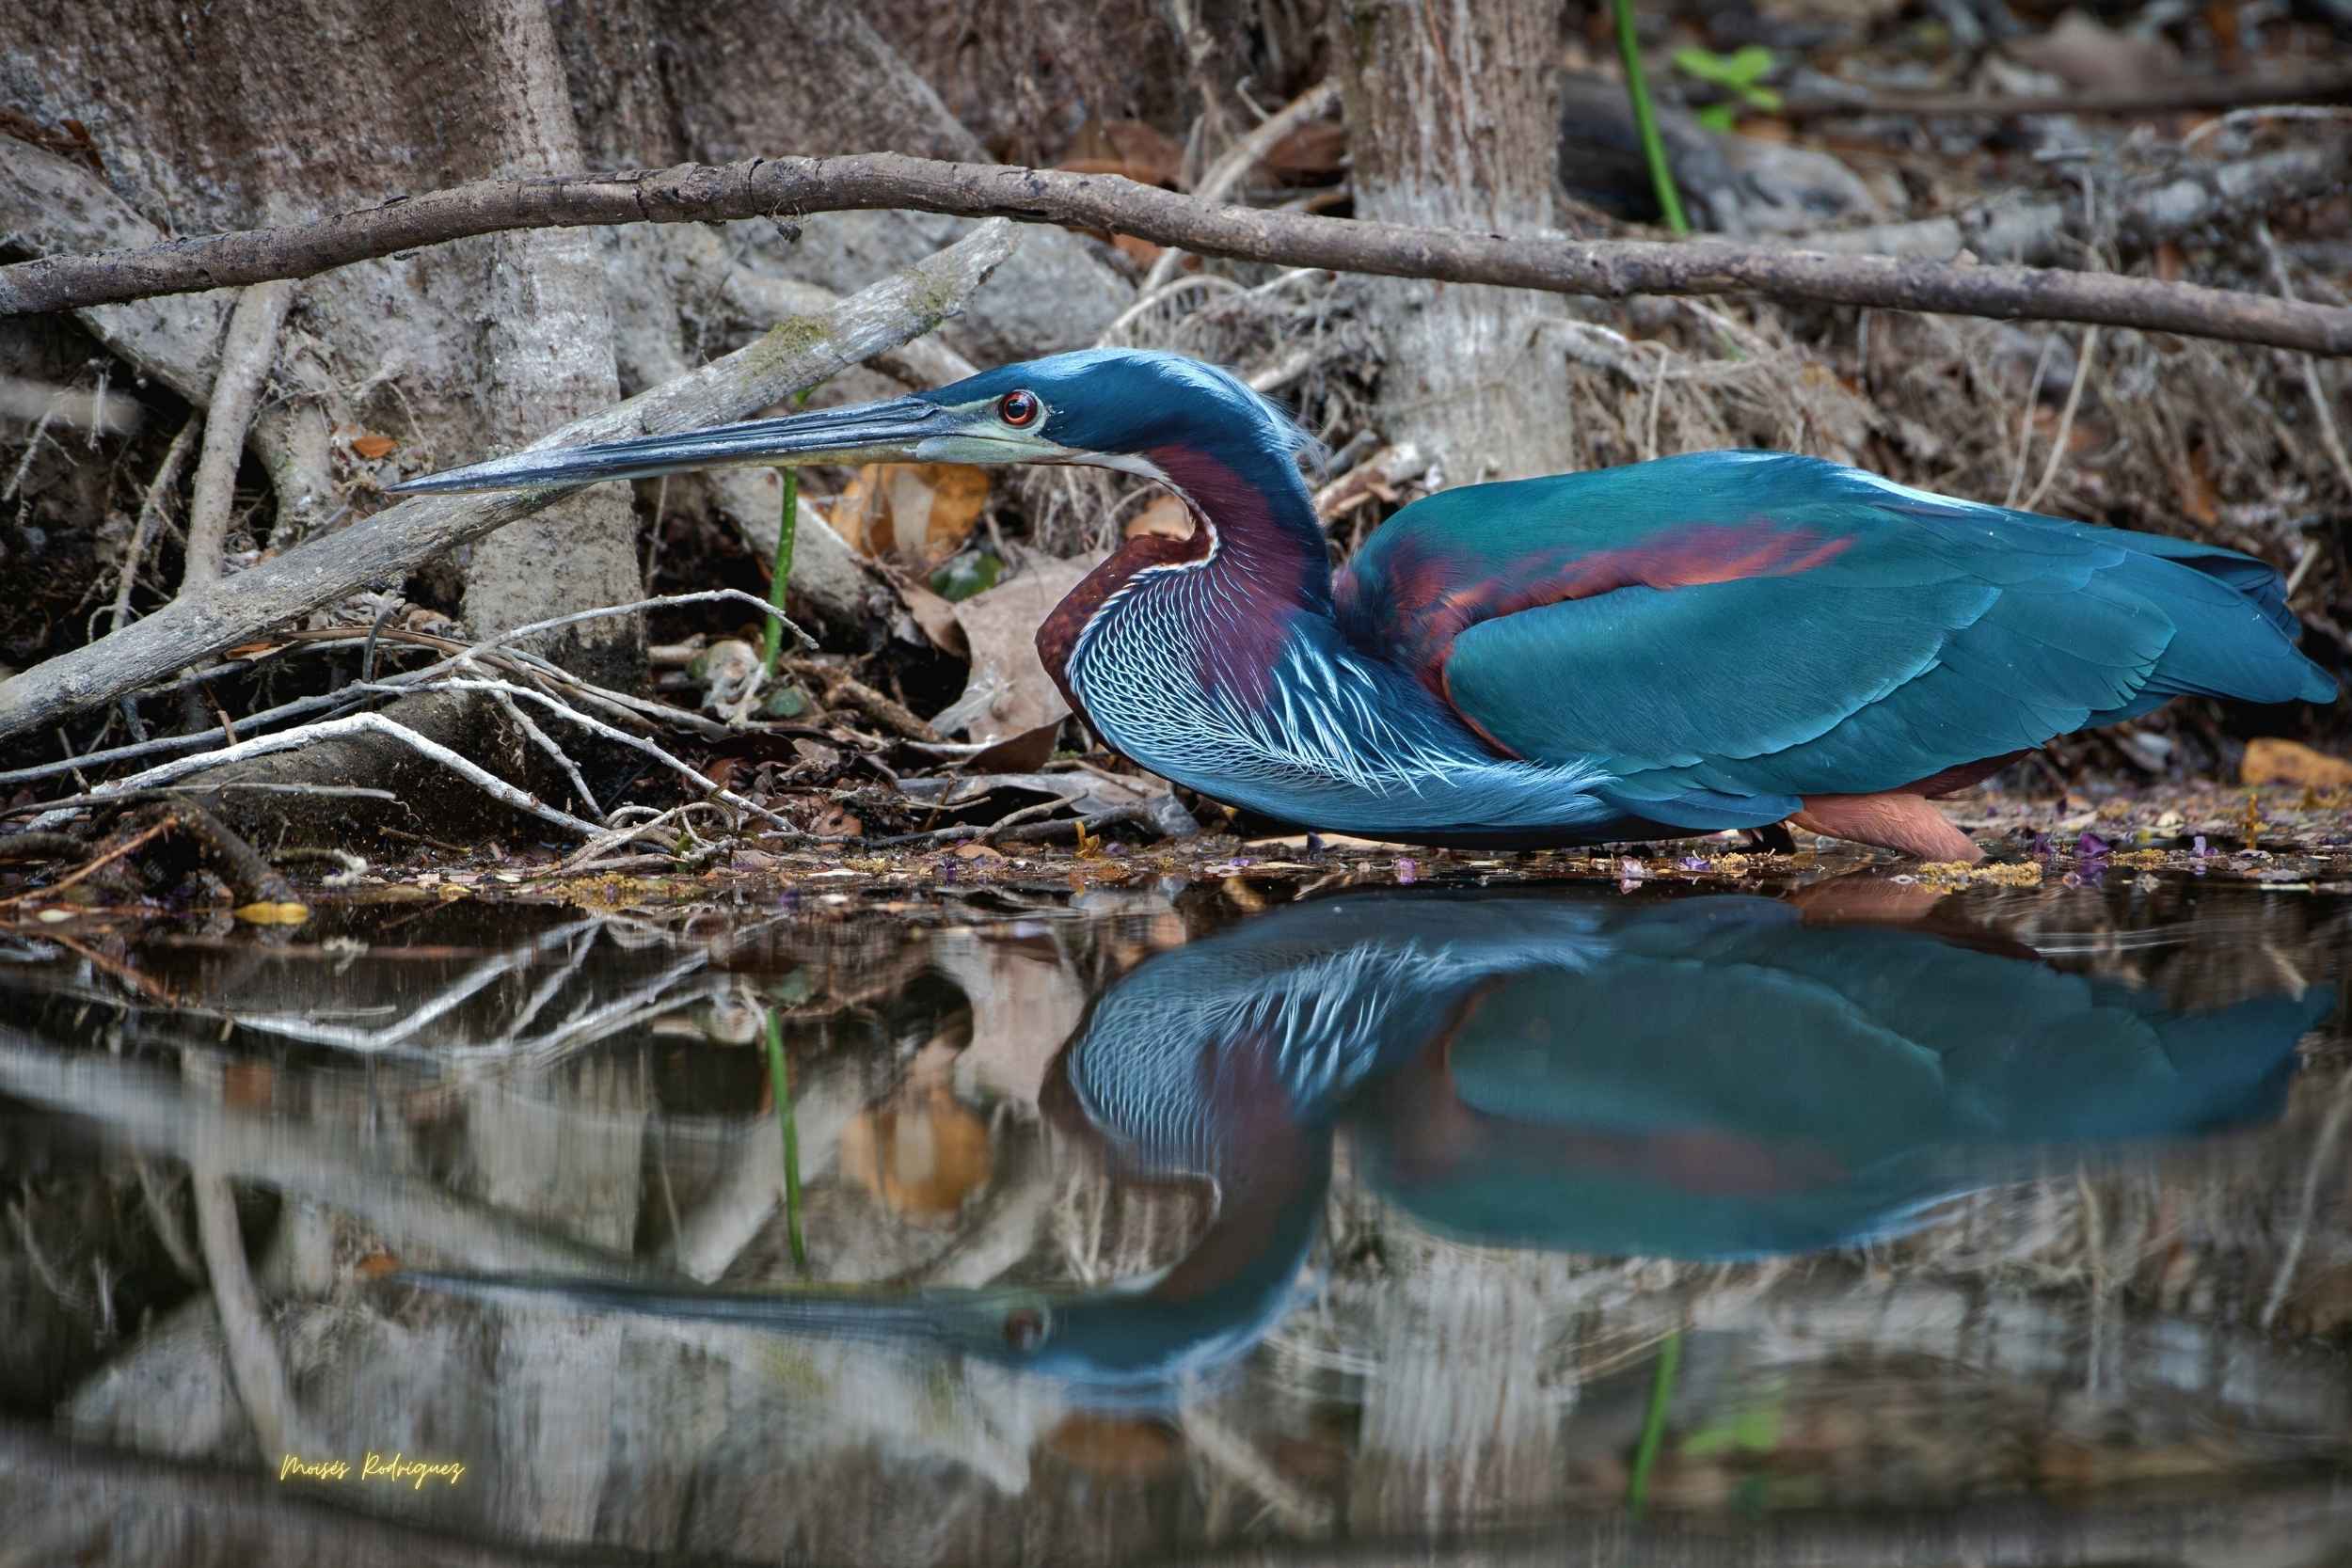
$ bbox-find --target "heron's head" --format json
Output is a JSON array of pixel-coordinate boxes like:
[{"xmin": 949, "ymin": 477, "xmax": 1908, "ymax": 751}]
[{"xmin": 390, "ymin": 349, "xmax": 1314, "ymax": 498}]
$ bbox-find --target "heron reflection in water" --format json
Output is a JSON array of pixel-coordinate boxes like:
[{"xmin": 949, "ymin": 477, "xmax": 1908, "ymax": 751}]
[{"xmin": 405, "ymin": 892, "xmax": 2328, "ymax": 1400}]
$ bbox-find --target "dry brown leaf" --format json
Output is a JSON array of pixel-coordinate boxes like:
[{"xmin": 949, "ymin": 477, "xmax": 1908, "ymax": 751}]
[
  {"xmin": 839, "ymin": 1083, "xmax": 994, "ymax": 1227},
  {"xmin": 967, "ymin": 720, "xmax": 1063, "ymax": 773},
  {"xmin": 950, "ymin": 841, "xmax": 1005, "ymax": 861},
  {"xmin": 895, "ymin": 577, "xmax": 968, "ymax": 657},
  {"xmin": 1060, "ymin": 117, "xmax": 1185, "ymax": 187},
  {"xmin": 350, "ymin": 433, "xmax": 398, "ymax": 460},
  {"xmin": 834, "ymin": 463, "xmax": 990, "ymax": 569},
  {"xmin": 2241, "ymin": 738, "xmax": 2352, "ymax": 789},
  {"xmin": 1042, "ymin": 1413, "xmax": 1184, "ymax": 1479},
  {"xmin": 223, "ymin": 1061, "xmax": 275, "ymax": 1110},
  {"xmin": 810, "ymin": 804, "xmax": 864, "ymax": 838},
  {"xmin": 931, "ymin": 552, "xmax": 1105, "ymax": 743},
  {"xmin": 1259, "ymin": 120, "xmax": 1348, "ymax": 182},
  {"xmin": 1111, "ymin": 233, "xmax": 1168, "ymax": 268},
  {"xmin": 1126, "ymin": 494, "xmax": 1193, "ymax": 541},
  {"xmin": 2004, "ymin": 11, "xmax": 2181, "ymax": 94}
]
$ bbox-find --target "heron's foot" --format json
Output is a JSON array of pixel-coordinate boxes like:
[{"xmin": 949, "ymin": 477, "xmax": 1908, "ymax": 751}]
[{"xmin": 1790, "ymin": 794, "xmax": 1983, "ymax": 864}]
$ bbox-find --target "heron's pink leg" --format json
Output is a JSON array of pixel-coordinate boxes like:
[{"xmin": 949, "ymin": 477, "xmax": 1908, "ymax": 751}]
[{"xmin": 1790, "ymin": 792, "xmax": 1983, "ymax": 863}]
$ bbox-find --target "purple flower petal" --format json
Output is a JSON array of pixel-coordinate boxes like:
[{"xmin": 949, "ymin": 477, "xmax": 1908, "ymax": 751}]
[
  {"xmin": 1395, "ymin": 857, "xmax": 1419, "ymax": 885},
  {"xmin": 2076, "ymin": 832, "xmax": 2110, "ymax": 859}
]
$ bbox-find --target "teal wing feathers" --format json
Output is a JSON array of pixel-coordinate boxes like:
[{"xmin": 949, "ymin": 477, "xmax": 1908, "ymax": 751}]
[{"xmin": 1335, "ymin": 452, "xmax": 2335, "ymax": 822}]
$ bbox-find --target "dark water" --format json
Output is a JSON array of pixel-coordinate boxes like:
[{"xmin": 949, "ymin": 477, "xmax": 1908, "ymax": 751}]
[{"xmin": 2, "ymin": 869, "xmax": 2349, "ymax": 1565}]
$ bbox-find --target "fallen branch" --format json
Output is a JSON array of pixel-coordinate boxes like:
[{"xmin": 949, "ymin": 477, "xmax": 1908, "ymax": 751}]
[
  {"xmin": 182, "ymin": 281, "xmax": 296, "ymax": 594},
  {"xmin": 1772, "ymin": 63, "xmax": 2352, "ymax": 123},
  {"xmin": 0, "ymin": 1022, "xmax": 631, "ymax": 1274},
  {"xmin": 3, "ymin": 153, "xmax": 2348, "ymax": 356},
  {"xmin": 192, "ymin": 1165, "xmax": 310, "ymax": 1460},
  {"xmin": 1797, "ymin": 140, "xmax": 2351, "ymax": 265},
  {"xmin": 0, "ymin": 220, "xmax": 1017, "ymax": 742}
]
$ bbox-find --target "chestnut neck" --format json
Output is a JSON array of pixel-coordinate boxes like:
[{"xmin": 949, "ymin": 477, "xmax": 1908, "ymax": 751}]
[{"xmin": 1036, "ymin": 438, "xmax": 1330, "ymax": 711}]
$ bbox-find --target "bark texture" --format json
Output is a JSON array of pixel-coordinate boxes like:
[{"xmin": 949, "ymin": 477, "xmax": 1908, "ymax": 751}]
[
  {"xmin": 0, "ymin": 0, "xmax": 644, "ymax": 681},
  {"xmin": 1333, "ymin": 0, "xmax": 1578, "ymax": 483}
]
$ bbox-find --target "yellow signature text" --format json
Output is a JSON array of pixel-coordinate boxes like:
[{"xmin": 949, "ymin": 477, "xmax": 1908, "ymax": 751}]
[{"xmin": 279, "ymin": 1450, "xmax": 467, "ymax": 1489}]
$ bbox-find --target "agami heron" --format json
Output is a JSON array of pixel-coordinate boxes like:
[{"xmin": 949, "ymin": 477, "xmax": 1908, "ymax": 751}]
[
  {"xmin": 398, "ymin": 351, "xmax": 2339, "ymax": 860},
  {"xmin": 400, "ymin": 889, "xmax": 2326, "ymax": 1395}
]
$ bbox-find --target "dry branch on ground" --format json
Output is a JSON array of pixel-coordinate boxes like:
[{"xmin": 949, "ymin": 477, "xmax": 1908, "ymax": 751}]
[{"xmin": 0, "ymin": 222, "xmax": 1018, "ymax": 744}]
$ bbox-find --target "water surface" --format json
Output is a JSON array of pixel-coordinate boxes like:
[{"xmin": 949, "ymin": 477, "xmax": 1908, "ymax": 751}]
[{"xmin": 2, "ymin": 866, "xmax": 2347, "ymax": 1565}]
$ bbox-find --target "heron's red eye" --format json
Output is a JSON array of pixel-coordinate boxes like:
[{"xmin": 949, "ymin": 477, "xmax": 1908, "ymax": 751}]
[
  {"xmin": 1003, "ymin": 1307, "xmax": 1045, "ymax": 1352},
  {"xmin": 998, "ymin": 389, "xmax": 1041, "ymax": 428}
]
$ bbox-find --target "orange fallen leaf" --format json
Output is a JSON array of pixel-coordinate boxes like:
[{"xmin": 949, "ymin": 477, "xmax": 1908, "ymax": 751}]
[
  {"xmin": 2241, "ymin": 737, "xmax": 2352, "ymax": 789},
  {"xmin": 1111, "ymin": 233, "xmax": 1168, "ymax": 268},
  {"xmin": 1059, "ymin": 118, "xmax": 1185, "ymax": 187},
  {"xmin": 838, "ymin": 1083, "xmax": 993, "ymax": 1226},
  {"xmin": 1042, "ymin": 1412, "xmax": 1184, "ymax": 1479},
  {"xmin": 354, "ymin": 1251, "xmax": 403, "ymax": 1279},
  {"xmin": 350, "ymin": 434, "xmax": 398, "ymax": 460},
  {"xmin": 950, "ymin": 841, "xmax": 1005, "ymax": 861},
  {"xmin": 224, "ymin": 1061, "xmax": 275, "ymax": 1110},
  {"xmin": 834, "ymin": 463, "xmax": 989, "ymax": 569},
  {"xmin": 1260, "ymin": 120, "xmax": 1348, "ymax": 182}
]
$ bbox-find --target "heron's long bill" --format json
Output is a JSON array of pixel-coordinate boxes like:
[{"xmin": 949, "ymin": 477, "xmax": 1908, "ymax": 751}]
[
  {"xmin": 396, "ymin": 1269, "xmax": 1041, "ymax": 1348},
  {"xmin": 389, "ymin": 394, "xmax": 961, "ymax": 495}
]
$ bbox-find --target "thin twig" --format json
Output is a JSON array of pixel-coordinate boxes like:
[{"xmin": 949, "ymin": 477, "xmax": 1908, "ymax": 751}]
[
  {"xmin": 21, "ymin": 713, "xmax": 600, "ymax": 837},
  {"xmin": 491, "ymin": 688, "xmax": 603, "ymax": 821},
  {"xmin": 354, "ymin": 677, "xmax": 800, "ymax": 835},
  {"xmin": 2003, "ymin": 332, "xmax": 2060, "ymax": 508},
  {"xmin": 1142, "ymin": 81, "xmax": 1339, "ymax": 293},
  {"xmin": 2257, "ymin": 221, "xmax": 2352, "ymax": 502},
  {"xmin": 135, "ymin": 1162, "xmax": 205, "ymax": 1283},
  {"xmin": 0, "ymin": 783, "xmax": 396, "ymax": 820},
  {"xmin": 110, "ymin": 418, "xmax": 198, "ymax": 633},
  {"xmin": 2021, "ymin": 326, "xmax": 2099, "ymax": 514},
  {"xmin": 2261, "ymin": 1073, "xmax": 2352, "ymax": 1331}
]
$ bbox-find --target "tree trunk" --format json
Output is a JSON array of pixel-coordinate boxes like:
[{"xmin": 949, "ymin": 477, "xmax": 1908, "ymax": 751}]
[
  {"xmin": 4, "ymin": 0, "xmax": 645, "ymax": 681},
  {"xmin": 1332, "ymin": 0, "xmax": 1577, "ymax": 484}
]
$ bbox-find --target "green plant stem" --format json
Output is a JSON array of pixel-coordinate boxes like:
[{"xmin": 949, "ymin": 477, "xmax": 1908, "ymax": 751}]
[
  {"xmin": 1627, "ymin": 1328, "xmax": 1682, "ymax": 1515},
  {"xmin": 1613, "ymin": 0, "xmax": 1691, "ymax": 236},
  {"xmin": 761, "ymin": 388, "xmax": 816, "ymax": 677},
  {"xmin": 765, "ymin": 1007, "xmax": 807, "ymax": 1269}
]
